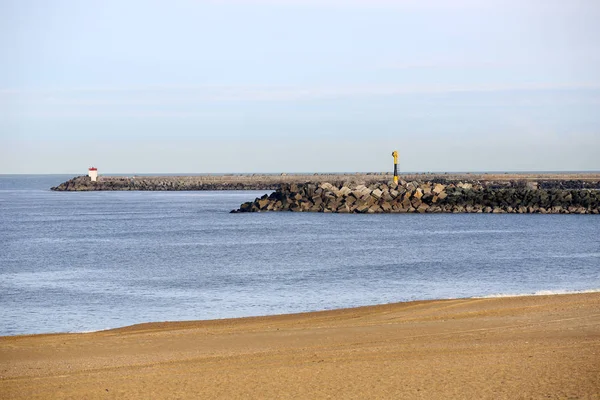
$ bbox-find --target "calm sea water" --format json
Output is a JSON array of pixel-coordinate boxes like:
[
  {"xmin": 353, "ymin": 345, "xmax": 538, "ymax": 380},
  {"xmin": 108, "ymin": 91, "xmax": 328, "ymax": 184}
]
[{"xmin": 1, "ymin": 175, "xmax": 599, "ymax": 336}]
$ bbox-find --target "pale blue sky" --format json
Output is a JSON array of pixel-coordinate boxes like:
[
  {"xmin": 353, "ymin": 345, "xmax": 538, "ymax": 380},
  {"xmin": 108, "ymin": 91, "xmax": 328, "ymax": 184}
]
[{"xmin": 1, "ymin": 0, "xmax": 599, "ymax": 173}]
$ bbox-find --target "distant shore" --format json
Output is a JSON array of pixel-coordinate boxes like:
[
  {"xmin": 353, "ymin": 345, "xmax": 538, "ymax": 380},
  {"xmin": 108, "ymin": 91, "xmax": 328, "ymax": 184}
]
[
  {"xmin": 50, "ymin": 172, "xmax": 600, "ymax": 191},
  {"xmin": 2, "ymin": 292, "xmax": 599, "ymax": 399}
]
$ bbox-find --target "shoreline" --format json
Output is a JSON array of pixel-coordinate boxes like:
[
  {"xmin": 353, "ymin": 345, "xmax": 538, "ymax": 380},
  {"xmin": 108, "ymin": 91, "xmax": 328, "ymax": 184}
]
[
  {"xmin": 3, "ymin": 289, "xmax": 599, "ymax": 338},
  {"xmin": 2, "ymin": 292, "xmax": 599, "ymax": 399}
]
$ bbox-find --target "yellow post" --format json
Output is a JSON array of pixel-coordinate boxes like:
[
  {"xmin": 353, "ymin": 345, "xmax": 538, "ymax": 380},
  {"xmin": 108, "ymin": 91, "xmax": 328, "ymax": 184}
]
[{"xmin": 392, "ymin": 150, "xmax": 399, "ymax": 184}]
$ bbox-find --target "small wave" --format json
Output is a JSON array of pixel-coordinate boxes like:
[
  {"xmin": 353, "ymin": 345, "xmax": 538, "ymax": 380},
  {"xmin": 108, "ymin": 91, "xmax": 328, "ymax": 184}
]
[
  {"xmin": 475, "ymin": 288, "xmax": 600, "ymax": 298},
  {"xmin": 547, "ymin": 253, "xmax": 600, "ymax": 259},
  {"xmin": 413, "ymin": 229, "xmax": 522, "ymax": 236},
  {"xmin": 71, "ymin": 328, "xmax": 112, "ymax": 334}
]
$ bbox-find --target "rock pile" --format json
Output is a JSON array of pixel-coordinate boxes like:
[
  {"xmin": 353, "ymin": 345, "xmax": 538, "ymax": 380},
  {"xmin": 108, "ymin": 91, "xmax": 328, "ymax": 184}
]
[
  {"xmin": 51, "ymin": 174, "xmax": 600, "ymax": 192},
  {"xmin": 51, "ymin": 176, "xmax": 280, "ymax": 191},
  {"xmin": 233, "ymin": 181, "xmax": 600, "ymax": 214}
]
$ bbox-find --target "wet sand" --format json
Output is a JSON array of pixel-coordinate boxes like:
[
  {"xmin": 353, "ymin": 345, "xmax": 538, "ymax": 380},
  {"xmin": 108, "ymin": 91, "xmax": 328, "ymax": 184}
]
[{"xmin": 1, "ymin": 293, "xmax": 599, "ymax": 399}]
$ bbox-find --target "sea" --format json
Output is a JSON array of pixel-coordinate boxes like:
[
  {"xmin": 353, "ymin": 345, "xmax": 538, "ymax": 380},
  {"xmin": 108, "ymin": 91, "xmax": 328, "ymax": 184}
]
[{"xmin": 1, "ymin": 174, "xmax": 599, "ymax": 336}]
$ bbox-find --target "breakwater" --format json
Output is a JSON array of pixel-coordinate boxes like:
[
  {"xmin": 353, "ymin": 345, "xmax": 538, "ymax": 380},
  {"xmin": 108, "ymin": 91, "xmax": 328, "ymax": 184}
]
[
  {"xmin": 51, "ymin": 173, "xmax": 600, "ymax": 191},
  {"xmin": 51, "ymin": 174, "xmax": 389, "ymax": 191},
  {"xmin": 233, "ymin": 180, "xmax": 600, "ymax": 214}
]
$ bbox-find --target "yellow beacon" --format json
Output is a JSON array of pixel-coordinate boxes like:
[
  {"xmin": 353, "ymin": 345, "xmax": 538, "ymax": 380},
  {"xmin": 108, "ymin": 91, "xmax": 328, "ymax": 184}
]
[{"xmin": 392, "ymin": 150, "xmax": 399, "ymax": 184}]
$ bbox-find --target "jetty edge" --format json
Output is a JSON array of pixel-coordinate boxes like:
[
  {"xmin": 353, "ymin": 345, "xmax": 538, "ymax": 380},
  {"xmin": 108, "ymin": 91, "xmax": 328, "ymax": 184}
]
[
  {"xmin": 233, "ymin": 179, "xmax": 600, "ymax": 214},
  {"xmin": 50, "ymin": 172, "xmax": 600, "ymax": 191}
]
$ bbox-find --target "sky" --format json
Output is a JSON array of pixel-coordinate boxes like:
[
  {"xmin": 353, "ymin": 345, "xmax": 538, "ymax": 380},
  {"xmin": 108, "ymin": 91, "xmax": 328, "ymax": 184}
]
[{"xmin": 1, "ymin": 0, "xmax": 599, "ymax": 174}]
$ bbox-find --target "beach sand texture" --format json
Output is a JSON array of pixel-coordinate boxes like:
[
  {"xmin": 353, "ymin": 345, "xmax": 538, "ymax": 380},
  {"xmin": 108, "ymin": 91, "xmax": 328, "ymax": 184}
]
[{"xmin": 1, "ymin": 293, "xmax": 599, "ymax": 399}]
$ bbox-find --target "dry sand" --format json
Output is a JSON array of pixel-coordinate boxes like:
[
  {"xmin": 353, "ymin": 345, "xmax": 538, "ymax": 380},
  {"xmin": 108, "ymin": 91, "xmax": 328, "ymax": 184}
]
[{"xmin": 1, "ymin": 293, "xmax": 599, "ymax": 399}]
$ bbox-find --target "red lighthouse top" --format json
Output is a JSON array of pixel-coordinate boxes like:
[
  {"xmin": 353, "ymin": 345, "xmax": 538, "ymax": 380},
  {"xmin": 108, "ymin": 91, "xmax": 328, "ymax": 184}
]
[{"xmin": 88, "ymin": 167, "xmax": 97, "ymax": 171}]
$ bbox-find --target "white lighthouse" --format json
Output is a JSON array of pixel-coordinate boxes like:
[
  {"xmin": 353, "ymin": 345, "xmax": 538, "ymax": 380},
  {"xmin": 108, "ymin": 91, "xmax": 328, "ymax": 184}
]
[{"xmin": 88, "ymin": 167, "xmax": 98, "ymax": 182}]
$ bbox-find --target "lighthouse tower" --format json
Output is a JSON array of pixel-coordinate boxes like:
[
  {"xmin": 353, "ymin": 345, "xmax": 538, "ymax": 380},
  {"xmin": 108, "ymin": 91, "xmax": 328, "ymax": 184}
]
[{"xmin": 88, "ymin": 167, "xmax": 98, "ymax": 182}]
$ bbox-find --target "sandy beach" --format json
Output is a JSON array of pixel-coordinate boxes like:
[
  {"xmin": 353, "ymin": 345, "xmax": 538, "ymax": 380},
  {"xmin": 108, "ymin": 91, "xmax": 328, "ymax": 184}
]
[{"xmin": 1, "ymin": 292, "xmax": 599, "ymax": 399}]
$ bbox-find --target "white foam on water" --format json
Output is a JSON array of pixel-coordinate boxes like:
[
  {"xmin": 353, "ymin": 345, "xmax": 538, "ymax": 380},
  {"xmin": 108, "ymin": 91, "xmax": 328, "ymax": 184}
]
[
  {"xmin": 475, "ymin": 288, "xmax": 600, "ymax": 299},
  {"xmin": 71, "ymin": 328, "xmax": 113, "ymax": 334}
]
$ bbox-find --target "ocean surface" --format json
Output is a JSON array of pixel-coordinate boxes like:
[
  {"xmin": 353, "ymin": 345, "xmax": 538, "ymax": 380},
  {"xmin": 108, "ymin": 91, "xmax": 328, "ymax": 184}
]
[{"xmin": 1, "ymin": 175, "xmax": 599, "ymax": 336}]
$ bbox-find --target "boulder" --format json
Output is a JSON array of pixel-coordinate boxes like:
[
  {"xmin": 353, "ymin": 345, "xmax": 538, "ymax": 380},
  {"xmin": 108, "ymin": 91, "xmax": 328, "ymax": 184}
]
[
  {"xmin": 417, "ymin": 203, "xmax": 429, "ymax": 213},
  {"xmin": 337, "ymin": 204, "xmax": 350, "ymax": 213},
  {"xmin": 368, "ymin": 205, "xmax": 382, "ymax": 213},
  {"xmin": 356, "ymin": 203, "xmax": 370, "ymax": 213},
  {"xmin": 371, "ymin": 188, "xmax": 383, "ymax": 199},
  {"xmin": 433, "ymin": 184, "xmax": 445, "ymax": 194},
  {"xmin": 258, "ymin": 199, "xmax": 270, "ymax": 209},
  {"xmin": 339, "ymin": 186, "xmax": 352, "ymax": 197},
  {"xmin": 382, "ymin": 191, "xmax": 394, "ymax": 202}
]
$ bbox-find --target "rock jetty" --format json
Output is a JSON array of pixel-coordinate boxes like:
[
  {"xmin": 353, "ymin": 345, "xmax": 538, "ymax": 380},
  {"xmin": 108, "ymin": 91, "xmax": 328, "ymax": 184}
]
[
  {"xmin": 233, "ymin": 180, "xmax": 600, "ymax": 214},
  {"xmin": 51, "ymin": 175, "xmax": 278, "ymax": 191},
  {"xmin": 51, "ymin": 173, "xmax": 600, "ymax": 192},
  {"xmin": 51, "ymin": 174, "xmax": 393, "ymax": 191}
]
